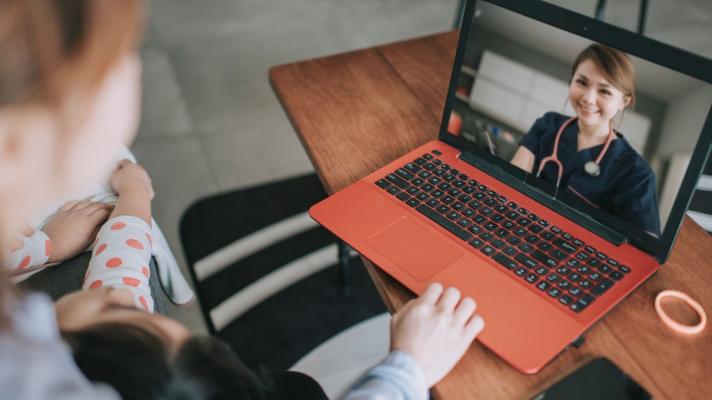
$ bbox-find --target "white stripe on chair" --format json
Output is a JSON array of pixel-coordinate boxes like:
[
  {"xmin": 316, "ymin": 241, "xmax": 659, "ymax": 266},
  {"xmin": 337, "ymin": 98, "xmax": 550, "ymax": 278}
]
[
  {"xmin": 687, "ymin": 210, "xmax": 712, "ymax": 232},
  {"xmin": 194, "ymin": 212, "xmax": 318, "ymax": 281},
  {"xmin": 697, "ymin": 175, "xmax": 712, "ymax": 192},
  {"xmin": 210, "ymin": 244, "xmax": 338, "ymax": 331}
]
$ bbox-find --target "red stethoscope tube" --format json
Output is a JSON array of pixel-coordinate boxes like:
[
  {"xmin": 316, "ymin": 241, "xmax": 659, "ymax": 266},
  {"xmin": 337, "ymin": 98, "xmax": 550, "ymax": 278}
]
[{"xmin": 535, "ymin": 116, "xmax": 615, "ymax": 189}]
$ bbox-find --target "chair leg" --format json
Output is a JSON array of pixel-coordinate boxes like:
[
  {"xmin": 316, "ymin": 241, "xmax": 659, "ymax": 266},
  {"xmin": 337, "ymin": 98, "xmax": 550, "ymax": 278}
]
[{"xmin": 337, "ymin": 240, "xmax": 353, "ymax": 298}]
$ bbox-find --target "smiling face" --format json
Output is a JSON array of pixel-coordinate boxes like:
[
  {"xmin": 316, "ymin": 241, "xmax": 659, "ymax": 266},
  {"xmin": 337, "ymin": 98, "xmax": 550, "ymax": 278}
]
[{"xmin": 569, "ymin": 59, "xmax": 631, "ymax": 129}]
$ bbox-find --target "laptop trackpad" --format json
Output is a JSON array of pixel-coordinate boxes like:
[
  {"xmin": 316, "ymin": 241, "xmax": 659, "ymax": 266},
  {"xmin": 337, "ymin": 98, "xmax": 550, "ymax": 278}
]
[{"xmin": 366, "ymin": 217, "xmax": 462, "ymax": 282}]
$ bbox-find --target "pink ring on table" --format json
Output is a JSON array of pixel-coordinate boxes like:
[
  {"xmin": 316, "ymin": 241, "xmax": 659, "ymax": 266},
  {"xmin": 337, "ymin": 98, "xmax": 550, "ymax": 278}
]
[{"xmin": 654, "ymin": 290, "xmax": 706, "ymax": 335}]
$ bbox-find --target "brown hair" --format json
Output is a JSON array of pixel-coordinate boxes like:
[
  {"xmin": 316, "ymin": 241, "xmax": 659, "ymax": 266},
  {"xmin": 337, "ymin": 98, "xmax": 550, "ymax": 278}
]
[
  {"xmin": 571, "ymin": 43, "xmax": 636, "ymax": 109},
  {"xmin": 0, "ymin": 0, "xmax": 143, "ymax": 328}
]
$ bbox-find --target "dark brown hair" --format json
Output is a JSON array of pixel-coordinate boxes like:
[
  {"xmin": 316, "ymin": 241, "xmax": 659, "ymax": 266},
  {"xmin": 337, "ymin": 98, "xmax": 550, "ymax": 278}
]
[
  {"xmin": 571, "ymin": 43, "xmax": 637, "ymax": 109},
  {"xmin": 0, "ymin": 0, "xmax": 143, "ymax": 328}
]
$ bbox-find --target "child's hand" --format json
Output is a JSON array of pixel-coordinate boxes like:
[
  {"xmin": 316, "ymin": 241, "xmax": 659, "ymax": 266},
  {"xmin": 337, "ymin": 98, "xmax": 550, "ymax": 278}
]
[
  {"xmin": 390, "ymin": 283, "xmax": 485, "ymax": 388},
  {"xmin": 109, "ymin": 160, "xmax": 154, "ymax": 199},
  {"xmin": 41, "ymin": 200, "xmax": 113, "ymax": 262}
]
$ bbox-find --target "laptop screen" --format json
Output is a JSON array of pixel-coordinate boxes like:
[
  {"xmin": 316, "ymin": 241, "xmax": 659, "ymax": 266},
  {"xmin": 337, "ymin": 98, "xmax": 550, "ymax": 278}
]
[{"xmin": 443, "ymin": 0, "xmax": 712, "ymax": 259}]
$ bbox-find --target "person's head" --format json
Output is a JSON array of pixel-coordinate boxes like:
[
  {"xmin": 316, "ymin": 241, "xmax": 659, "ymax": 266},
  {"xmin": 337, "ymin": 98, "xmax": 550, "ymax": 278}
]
[
  {"xmin": 0, "ymin": 0, "xmax": 143, "ymax": 262},
  {"xmin": 568, "ymin": 43, "xmax": 636, "ymax": 129},
  {"xmin": 57, "ymin": 288, "xmax": 277, "ymax": 400}
]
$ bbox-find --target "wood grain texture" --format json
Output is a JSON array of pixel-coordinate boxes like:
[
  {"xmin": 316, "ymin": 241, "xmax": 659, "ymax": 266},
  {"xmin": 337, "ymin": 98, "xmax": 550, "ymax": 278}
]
[{"xmin": 270, "ymin": 30, "xmax": 711, "ymax": 399}]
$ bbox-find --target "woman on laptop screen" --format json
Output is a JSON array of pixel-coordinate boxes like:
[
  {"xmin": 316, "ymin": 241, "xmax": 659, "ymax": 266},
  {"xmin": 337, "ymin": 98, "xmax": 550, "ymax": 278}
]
[{"xmin": 510, "ymin": 44, "xmax": 660, "ymax": 236}]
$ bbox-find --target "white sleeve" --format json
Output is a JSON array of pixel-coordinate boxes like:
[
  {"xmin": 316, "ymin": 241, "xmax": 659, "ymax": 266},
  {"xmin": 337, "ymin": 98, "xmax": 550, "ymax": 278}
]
[
  {"xmin": 83, "ymin": 215, "xmax": 155, "ymax": 313},
  {"xmin": 343, "ymin": 351, "xmax": 428, "ymax": 400},
  {"xmin": 5, "ymin": 230, "xmax": 51, "ymax": 271}
]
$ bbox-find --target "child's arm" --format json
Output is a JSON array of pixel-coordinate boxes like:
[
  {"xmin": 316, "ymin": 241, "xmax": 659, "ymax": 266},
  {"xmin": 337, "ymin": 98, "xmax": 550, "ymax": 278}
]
[{"xmin": 83, "ymin": 161, "xmax": 156, "ymax": 312}]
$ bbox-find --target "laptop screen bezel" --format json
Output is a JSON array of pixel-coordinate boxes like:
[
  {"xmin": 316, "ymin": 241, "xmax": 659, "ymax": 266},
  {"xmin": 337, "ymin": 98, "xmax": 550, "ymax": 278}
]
[{"xmin": 438, "ymin": 0, "xmax": 712, "ymax": 263}]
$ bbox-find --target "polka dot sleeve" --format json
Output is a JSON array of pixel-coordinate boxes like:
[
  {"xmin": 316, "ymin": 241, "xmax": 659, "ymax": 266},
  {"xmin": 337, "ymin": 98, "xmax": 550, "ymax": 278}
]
[
  {"xmin": 83, "ymin": 216, "xmax": 154, "ymax": 313},
  {"xmin": 5, "ymin": 229, "xmax": 51, "ymax": 271}
]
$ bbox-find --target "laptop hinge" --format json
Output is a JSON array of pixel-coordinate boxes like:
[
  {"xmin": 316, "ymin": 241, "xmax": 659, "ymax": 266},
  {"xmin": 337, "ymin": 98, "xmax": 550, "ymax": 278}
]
[{"xmin": 459, "ymin": 151, "xmax": 627, "ymax": 246}]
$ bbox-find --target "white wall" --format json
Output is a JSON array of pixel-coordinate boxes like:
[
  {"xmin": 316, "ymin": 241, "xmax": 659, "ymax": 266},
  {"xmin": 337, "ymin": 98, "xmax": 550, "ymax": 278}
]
[{"xmin": 656, "ymin": 85, "xmax": 712, "ymax": 156}]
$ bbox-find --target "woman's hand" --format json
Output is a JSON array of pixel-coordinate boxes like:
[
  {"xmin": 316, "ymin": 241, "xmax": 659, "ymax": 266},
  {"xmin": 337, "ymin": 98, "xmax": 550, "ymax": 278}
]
[
  {"xmin": 390, "ymin": 283, "xmax": 485, "ymax": 388},
  {"xmin": 109, "ymin": 159, "xmax": 154, "ymax": 199},
  {"xmin": 41, "ymin": 200, "xmax": 113, "ymax": 262}
]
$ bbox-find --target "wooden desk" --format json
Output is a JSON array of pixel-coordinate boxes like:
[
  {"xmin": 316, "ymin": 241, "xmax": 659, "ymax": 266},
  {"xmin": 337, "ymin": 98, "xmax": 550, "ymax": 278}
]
[{"xmin": 270, "ymin": 31, "xmax": 712, "ymax": 399}]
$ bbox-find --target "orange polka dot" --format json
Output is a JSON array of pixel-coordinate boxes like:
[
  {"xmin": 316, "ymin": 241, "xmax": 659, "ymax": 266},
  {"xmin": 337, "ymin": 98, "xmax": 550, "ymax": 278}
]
[
  {"xmin": 126, "ymin": 239, "xmax": 144, "ymax": 250},
  {"xmin": 45, "ymin": 239, "xmax": 52, "ymax": 257},
  {"xmin": 142, "ymin": 266, "xmax": 150, "ymax": 278},
  {"xmin": 111, "ymin": 221, "xmax": 127, "ymax": 230},
  {"xmin": 122, "ymin": 277, "xmax": 140, "ymax": 287},
  {"xmin": 89, "ymin": 280, "xmax": 103, "ymax": 289},
  {"xmin": 146, "ymin": 234, "xmax": 152, "ymax": 246},
  {"xmin": 105, "ymin": 257, "xmax": 122, "ymax": 268},
  {"xmin": 95, "ymin": 243, "xmax": 107, "ymax": 255},
  {"xmin": 17, "ymin": 255, "xmax": 31, "ymax": 270},
  {"xmin": 139, "ymin": 296, "xmax": 149, "ymax": 312}
]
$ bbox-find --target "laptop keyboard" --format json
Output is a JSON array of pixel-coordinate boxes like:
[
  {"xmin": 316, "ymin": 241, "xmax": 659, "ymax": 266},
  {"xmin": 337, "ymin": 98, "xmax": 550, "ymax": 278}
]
[{"xmin": 374, "ymin": 150, "xmax": 632, "ymax": 314}]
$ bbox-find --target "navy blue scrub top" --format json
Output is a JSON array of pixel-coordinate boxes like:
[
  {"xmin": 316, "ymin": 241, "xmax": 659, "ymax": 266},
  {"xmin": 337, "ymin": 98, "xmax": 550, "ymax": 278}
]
[{"xmin": 520, "ymin": 112, "xmax": 661, "ymax": 236}]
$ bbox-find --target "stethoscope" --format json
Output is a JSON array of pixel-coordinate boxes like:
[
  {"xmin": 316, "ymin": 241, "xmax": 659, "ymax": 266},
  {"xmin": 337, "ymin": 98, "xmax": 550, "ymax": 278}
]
[{"xmin": 535, "ymin": 116, "xmax": 615, "ymax": 189}]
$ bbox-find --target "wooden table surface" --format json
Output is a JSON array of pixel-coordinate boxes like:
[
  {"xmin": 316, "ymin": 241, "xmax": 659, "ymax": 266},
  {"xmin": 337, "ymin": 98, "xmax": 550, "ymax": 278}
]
[{"xmin": 270, "ymin": 31, "xmax": 712, "ymax": 399}]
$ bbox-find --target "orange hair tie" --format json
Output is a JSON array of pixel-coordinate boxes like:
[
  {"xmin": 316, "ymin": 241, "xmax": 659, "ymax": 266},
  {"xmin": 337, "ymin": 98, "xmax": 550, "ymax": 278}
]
[{"xmin": 654, "ymin": 290, "xmax": 706, "ymax": 335}]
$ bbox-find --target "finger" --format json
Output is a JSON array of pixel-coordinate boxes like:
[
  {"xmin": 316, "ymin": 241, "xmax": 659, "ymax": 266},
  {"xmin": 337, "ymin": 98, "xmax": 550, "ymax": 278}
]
[
  {"xmin": 60, "ymin": 200, "xmax": 81, "ymax": 211},
  {"xmin": 19, "ymin": 224, "xmax": 35, "ymax": 237},
  {"xmin": 71, "ymin": 200, "xmax": 93, "ymax": 210},
  {"xmin": 82, "ymin": 202, "xmax": 111, "ymax": 215},
  {"xmin": 453, "ymin": 297, "xmax": 477, "ymax": 326},
  {"xmin": 117, "ymin": 159, "xmax": 134, "ymax": 169},
  {"xmin": 464, "ymin": 314, "xmax": 485, "ymax": 339},
  {"xmin": 89, "ymin": 208, "xmax": 111, "ymax": 223},
  {"xmin": 9, "ymin": 237, "xmax": 24, "ymax": 252},
  {"xmin": 104, "ymin": 287, "xmax": 136, "ymax": 308},
  {"xmin": 437, "ymin": 286, "xmax": 461, "ymax": 313},
  {"xmin": 420, "ymin": 282, "xmax": 444, "ymax": 304}
]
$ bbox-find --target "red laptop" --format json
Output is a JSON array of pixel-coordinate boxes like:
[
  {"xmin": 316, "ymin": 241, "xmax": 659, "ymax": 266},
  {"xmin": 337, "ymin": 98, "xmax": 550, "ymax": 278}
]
[{"xmin": 310, "ymin": 0, "xmax": 712, "ymax": 373}]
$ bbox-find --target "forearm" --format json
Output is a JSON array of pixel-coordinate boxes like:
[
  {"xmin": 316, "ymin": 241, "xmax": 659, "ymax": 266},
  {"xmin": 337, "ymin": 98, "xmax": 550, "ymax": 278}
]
[
  {"xmin": 110, "ymin": 187, "xmax": 151, "ymax": 225},
  {"xmin": 343, "ymin": 351, "xmax": 428, "ymax": 400}
]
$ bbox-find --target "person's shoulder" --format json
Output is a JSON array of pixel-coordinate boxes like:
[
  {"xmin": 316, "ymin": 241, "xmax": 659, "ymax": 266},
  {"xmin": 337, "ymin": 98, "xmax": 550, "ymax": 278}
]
[
  {"xmin": 613, "ymin": 135, "xmax": 655, "ymax": 177},
  {"xmin": 537, "ymin": 112, "xmax": 571, "ymax": 128}
]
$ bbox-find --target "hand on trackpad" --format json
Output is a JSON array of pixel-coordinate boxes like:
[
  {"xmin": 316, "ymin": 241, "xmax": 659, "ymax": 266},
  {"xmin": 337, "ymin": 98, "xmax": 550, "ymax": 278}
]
[{"xmin": 365, "ymin": 217, "xmax": 462, "ymax": 281}]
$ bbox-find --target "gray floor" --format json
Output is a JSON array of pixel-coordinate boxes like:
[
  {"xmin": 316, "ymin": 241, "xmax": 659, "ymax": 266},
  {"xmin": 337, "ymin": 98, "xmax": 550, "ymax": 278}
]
[{"xmin": 134, "ymin": 0, "xmax": 711, "ymax": 333}]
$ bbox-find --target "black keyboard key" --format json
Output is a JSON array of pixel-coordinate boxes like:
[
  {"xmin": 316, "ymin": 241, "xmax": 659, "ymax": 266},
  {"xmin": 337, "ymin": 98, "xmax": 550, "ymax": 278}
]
[
  {"xmin": 468, "ymin": 200, "xmax": 482, "ymax": 210},
  {"xmin": 516, "ymin": 217, "xmax": 531, "ymax": 226},
  {"xmin": 566, "ymin": 259, "xmax": 580, "ymax": 268},
  {"xmin": 588, "ymin": 272, "xmax": 602, "ymax": 281},
  {"xmin": 538, "ymin": 242, "xmax": 553, "ymax": 251},
  {"xmin": 467, "ymin": 225, "xmax": 481, "ymax": 235},
  {"xmin": 576, "ymin": 252, "xmax": 590, "ymax": 260},
  {"xmin": 532, "ymin": 250, "xmax": 558, "ymax": 268},
  {"xmin": 396, "ymin": 192, "xmax": 410, "ymax": 201},
  {"xmin": 546, "ymin": 273, "xmax": 561, "ymax": 282},
  {"xmin": 405, "ymin": 163, "xmax": 421, "ymax": 172},
  {"xmin": 572, "ymin": 239, "xmax": 584, "ymax": 247},
  {"xmin": 506, "ymin": 211, "xmax": 519, "ymax": 220},
  {"xmin": 537, "ymin": 281, "xmax": 550, "ymax": 291},
  {"xmin": 386, "ymin": 173, "xmax": 410, "ymax": 189},
  {"xmin": 387, "ymin": 186, "xmax": 400, "ymax": 195},
  {"xmin": 436, "ymin": 205, "xmax": 449, "ymax": 214},
  {"xmin": 584, "ymin": 245, "xmax": 596, "ymax": 254},
  {"xmin": 428, "ymin": 176, "xmax": 441, "ymax": 185},
  {"xmin": 491, "ymin": 239, "xmax": 506, "ymax": 249},
  {"xmin": 502, "ymin": 220, "xmax": 515, "ymax": 230},
  {"xmin": 526, "ymin": 274, "xmax": 538, "ymax": 283},
  {"xmin": 591, "ymin": 279, "xmax": 614, "ymax": 296},
  {"xmin": 610, "ymin": 271, "xmax": 623, "ymax": 281},
  {"xmin": 438, "ymin": 182, "xmax": 451, "ymax": 191},
  {"xmin": 517, "ymin": 207, "xmax": 529, "ymax": 215},
  {"xmin": 426, "ymin": 199, "xmax": 438, "ymax": 208},
  {"xmin": 588, "ymin": 258, "xmax": 600, "ymax": 267},
  {"xmin": 412, "ymin": 178, "xmax": 423, "ymax": 186},
  {"xmin": 432, "ymin": 149, "xmax": 442, "ymax": 155},
  {"xmin": 569, "ymin": 287, "xmax": 582, "ymax": 297},
  {"xmin": 535, "ymin": 267, "xmax": 548, "ymax": 275},
  {"xmin": 415, "ymin": 205, "xmax": 472, "ymax": 241},
  {"xmin": 443, "ymin": 174, "xmax": 456, "ymax": 182},
  {"xmin": 458, "ymin": 194, "xmax": 471, "ymax": 203},
  {"xmin": 598, "ymin": 264, "xmax": 612, "ymax": 274},
  {"xmin": 376, "ymin": 179, "xmax": 391, "ymax": 189},
  {"xmin": 495, "ymin": 229, "xmax": 508, "ymax": 238},
  {"xmin": 484, "ymin": 222, "xmax": 497, "ymax": 231},
  {"xmin": 529, "ymin": 224, "xmax": 544, "ymax": 233},
  {"xmin": 452, "ymin": 202, "xmax": 465, "ymax": 211},
  {"xmin": 440, "ymin": 163, "xmax": 449, "ymax": 170},
  {"xmin": 480, "ymin": 245, "xmax": 495, "ymax": 256},
  {"xmin": 579, "ymin": 280, "xmax": 592, "ymax": 289},
  {"xmin": 407, "ymin": 186, "xmax": 419, "ymax": 195},
  {"xmin": 559, "ymin": 295, "xmax": 573, "ymax": 305},
  {"xmin": 414, "ymin": 157, "xmax": 427, "ymax": 165},
  {"xmin": 506, "ymin": 236, "xmax": 521, "ymax": 245},
  {"xmin": 550, "ymin": 226, "xmax": 562, "ymax": 234},
  {"xmin": 457, "ymin": 219, "xmax": 472, "ymax": 228},
  {"xmin": 515, "ymin": 267, "xmax": 527, "ymax": 276},
  {"xmin": 541, "ymin": 231, "xmax": 555, "ymax": 241},
  {"xmin": 406, "ymin": 198, "xmax": 419, "ymax": 207},
  {"xmin": 538, "ymin": 219, "xmax": 550, "ymax": 227},
  {"xmin": 473, "ymin": 215, "xmax": 486, "ymax": 225},
  {"xmin": 493, "ymin": 253, "xmax": 517, "ymax": 270},
  {"xmin": 418, "ymin": 171, "xmax": 432, "ymax": 179},
  {"xmin": 607, "ymin": 258, "xmax": 619, "ymax": 266},
  {"xmin": 433, "ymin": 169, "xmax": 445, "ymax": 177},
  {"xmin": 561, "ymin": 232, "xmax": 573, "ymax": 240},
  {"xmin": 446, "ymin": 211, "xmax": 460, "ymax": 220},
  {"xmin": 469, "ymin": 238, "xmax": 483, "ymax": 249},
  {"xmin": 515, "ymin": 253, "xmax": 537, "ymax": 269},
  {"xmin": 518, "ymin": 242, "xmax": 533, "ymax": 253},
  {"xmin": 549, "ymin": 249, "xmax": 567, "ymax": 261},
  {"xmin": 526, "ymin": 235, "xmax": 539, "ymax": 244},
  {"xmin": 432, "ymin": 159, "xmax": 441, "ymax": 165},
  {"xmin": 432, "ymin": 190, "xmax": 444, "ymax": 198},
  {"xmin": 576, "ymin": 265, "xmax": 590, "ymax": 274},
  {"xmin": 553, "ymin": 238, "xmax": 577, "ymax": 254},
  {"xmin": 513, "ymin": 227, "xmax": 527, "ymax": 237},
  {"xmin": 507, "ymin": 202, "xmax": 518, "ymax": 209},
  {"xmin": 480, "ymin": 207, "xmax": 493, "ymax": 216},
  {"xmin": 569, "ymin": 273, "xmax": 581, "ymax": 282},
  {"xmin": 548, "ymin": 288, "xmax": 561, "ymax": 298},
  {"xmin": 491, "ymin": 214, "xmax": 504, "ymax": 223},
  {"xmin": 557, "ymin": 280, "xmax": 571, "ymax": 289},
  {"xmin": 556, "ymin": 267, "xmax": 570, "ymax": 276},
  {"xmin": 479, "ymin": 232, "xmax": 494, "ymax": 241},
  {"xmin": 596, "ymin": 252, "xmax": 607, "ymax": 260},
  {"xmin": 423, "ymin": 153, "xmax": 433, "ymax": 160},
  {"xmin": 503, "ymin": 246, "xmax": 517, "ymax": 256},
  {"xmin": 463, "ymin": 208, "xmax": 475, "ymax": 218},
  {"xmin": 416, "ymin": 192, "xmax": 429, "ymax": 201},
  {"xmin": 619, "ymin": 265, "xmax": 631, "ymax": 273}
]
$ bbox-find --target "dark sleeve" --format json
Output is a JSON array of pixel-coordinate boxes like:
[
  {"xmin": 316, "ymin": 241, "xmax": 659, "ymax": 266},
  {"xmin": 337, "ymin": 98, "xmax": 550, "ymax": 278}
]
[
  {"xmin": 519, "ymin": 112, "xmax": 555, "ymax": 156},
  {"xmin": 610, "ymin": 161, "xmax": 661, "ymax": 236}
]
